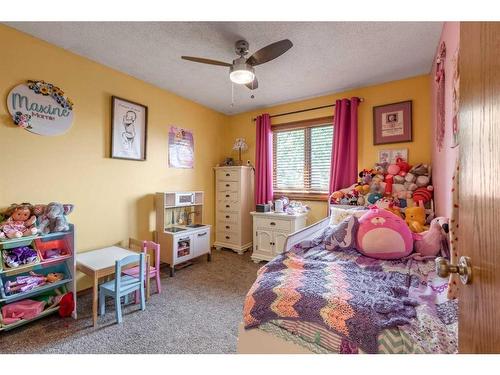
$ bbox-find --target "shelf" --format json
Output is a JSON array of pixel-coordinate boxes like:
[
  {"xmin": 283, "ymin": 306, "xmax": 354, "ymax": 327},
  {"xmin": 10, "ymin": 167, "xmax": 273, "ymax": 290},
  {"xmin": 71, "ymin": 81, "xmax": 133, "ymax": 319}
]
[
  {"xmin": 0, "ymin": 262, "xmax": 72, "ymax": 303},
  {"xmin": 0, "ymin": 226, "xmax": 74, "ymax": 246},
  {"xmin": 0, "ymin": 253, "xmax": 71, "ymax": 276},
  {"xmin": 0, "ymin": 305, "xmax": 60, "ymax": 332}
]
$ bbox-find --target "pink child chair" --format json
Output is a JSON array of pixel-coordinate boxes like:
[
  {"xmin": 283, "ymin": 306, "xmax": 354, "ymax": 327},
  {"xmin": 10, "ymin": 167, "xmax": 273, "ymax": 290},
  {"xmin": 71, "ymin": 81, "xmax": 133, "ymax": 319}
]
[{"xmin": 123, "ymin": 238, "xmax": 161, "ymax": 302}]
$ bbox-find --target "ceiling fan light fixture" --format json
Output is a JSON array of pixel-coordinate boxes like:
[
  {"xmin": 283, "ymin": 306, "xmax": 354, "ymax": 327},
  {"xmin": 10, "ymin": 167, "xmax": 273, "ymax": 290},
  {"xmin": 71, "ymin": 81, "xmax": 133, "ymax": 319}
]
[{"xmin": 229, "ymin": 63, "xmax": 255, "ymax": 85}]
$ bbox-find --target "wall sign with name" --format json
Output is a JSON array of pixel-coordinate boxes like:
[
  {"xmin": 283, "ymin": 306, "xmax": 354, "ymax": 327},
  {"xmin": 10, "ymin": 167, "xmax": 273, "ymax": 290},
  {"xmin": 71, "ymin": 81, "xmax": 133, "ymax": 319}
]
[{"xmin": 7, "ymin": 80, "xmax": 74, "ymax": 136}]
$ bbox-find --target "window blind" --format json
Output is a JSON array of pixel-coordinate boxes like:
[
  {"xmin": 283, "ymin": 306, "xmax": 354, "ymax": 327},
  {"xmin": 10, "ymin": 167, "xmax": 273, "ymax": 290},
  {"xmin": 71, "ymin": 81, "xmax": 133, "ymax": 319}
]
[{"xmin": 273, "ymin": 120, "xmax": 333, "ymax": 195}]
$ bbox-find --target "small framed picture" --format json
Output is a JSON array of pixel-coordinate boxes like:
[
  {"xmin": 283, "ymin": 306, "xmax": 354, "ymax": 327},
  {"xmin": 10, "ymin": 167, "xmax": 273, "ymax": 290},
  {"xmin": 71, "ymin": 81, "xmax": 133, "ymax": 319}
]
[
  {"xmin": 378, "ymin": 148, "xmax": 408, "ymax": 164},
  {"xmin": 110, "ymin": 96, "xmax": 148, "ymax": 161},
  {"xmin": 373, "ymin": 100, "xmax": 412, "ymax": 145}
]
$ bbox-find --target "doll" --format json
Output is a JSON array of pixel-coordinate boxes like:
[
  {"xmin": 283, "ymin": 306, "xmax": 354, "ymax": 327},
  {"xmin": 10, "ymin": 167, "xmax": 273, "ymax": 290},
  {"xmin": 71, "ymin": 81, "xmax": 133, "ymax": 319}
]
[
  {"xmin": 4, "ymin": 271, "xmax": 64, "ymax": 295},
  {"xmin": 0, "ymin": 203, "xmax": 38, "ymax": 239}
]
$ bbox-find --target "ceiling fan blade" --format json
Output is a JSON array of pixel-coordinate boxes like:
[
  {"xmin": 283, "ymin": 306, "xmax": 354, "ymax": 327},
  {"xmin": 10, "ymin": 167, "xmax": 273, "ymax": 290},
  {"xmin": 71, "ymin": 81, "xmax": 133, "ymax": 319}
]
[
  {"xmin": 246, "ymin": 39, "xmax": 293, "ymax": 66},
  {"xmin": 181, "ymin": 56, "xmax": 232, "ymax": 67},
  {"xmin": 245, "ymin": 76, "xmax": 258, "ymax": 90}
]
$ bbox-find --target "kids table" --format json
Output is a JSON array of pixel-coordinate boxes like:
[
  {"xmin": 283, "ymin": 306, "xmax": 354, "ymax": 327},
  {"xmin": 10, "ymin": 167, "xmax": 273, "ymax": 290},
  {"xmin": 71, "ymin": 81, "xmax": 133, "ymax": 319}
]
[{"xmin": 76, "ymin": 246, "xmax": 150, "ymax": 327}]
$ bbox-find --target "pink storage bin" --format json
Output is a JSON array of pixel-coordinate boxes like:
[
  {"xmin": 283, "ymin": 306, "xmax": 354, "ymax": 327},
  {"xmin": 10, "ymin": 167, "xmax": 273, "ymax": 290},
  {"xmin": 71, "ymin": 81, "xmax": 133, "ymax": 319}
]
[{"xmin": 1, "ymin": 299, "xmax": 45, "ymax": 325}]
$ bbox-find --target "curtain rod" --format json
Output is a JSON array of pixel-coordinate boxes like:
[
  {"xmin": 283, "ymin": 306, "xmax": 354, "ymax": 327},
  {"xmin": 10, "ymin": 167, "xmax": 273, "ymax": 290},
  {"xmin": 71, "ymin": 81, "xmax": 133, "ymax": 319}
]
[{"xmin": 252, "ymin": 98, "xmax": 364, "ymax": 121}]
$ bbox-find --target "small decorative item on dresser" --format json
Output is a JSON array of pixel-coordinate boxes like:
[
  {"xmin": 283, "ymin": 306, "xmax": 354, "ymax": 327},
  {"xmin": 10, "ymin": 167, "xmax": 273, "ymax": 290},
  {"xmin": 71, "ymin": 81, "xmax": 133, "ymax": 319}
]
[{"xmin": 232, "ymin": 138, "xmax": 248, "ymax": 166}]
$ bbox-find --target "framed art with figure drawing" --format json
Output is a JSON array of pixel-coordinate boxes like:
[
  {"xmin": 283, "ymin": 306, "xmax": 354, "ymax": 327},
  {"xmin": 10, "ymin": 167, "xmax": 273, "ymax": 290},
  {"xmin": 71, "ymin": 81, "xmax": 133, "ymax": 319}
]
[
  {"xmin": 373, "ymin": 100, "xmax": 412, "ymax": 145},
  {"xmin": 110, "ymin": 96, "xmax": 148, "ymax": 161}
]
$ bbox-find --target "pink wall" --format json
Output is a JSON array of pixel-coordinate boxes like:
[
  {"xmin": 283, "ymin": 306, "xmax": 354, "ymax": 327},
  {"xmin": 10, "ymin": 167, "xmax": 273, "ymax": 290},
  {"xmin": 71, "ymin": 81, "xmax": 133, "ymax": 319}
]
[{"xmin": 431, "ymin": 22, "xmax": 460, "ymax": 218}]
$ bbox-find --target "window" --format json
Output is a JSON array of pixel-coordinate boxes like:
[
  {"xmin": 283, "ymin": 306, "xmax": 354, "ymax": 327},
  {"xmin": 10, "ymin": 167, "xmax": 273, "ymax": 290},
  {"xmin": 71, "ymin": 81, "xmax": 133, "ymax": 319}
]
[{"xmin": 273, "ymin": 117, "xmax": 333, "ymax": 199}]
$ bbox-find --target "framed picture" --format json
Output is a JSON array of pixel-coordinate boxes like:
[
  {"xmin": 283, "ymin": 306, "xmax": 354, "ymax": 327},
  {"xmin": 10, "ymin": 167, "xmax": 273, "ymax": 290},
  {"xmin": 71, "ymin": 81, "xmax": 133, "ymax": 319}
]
[
  {"xmin": 373, "ymin": 100, "xmax": 412, "ymax": 145},
  {"xmin": 110, "ymin": 96, "xmax": 148, "ymax": 161},
  {"xmin": 378, "ymin": 148, "xmax": 408, "ymax": 164}
]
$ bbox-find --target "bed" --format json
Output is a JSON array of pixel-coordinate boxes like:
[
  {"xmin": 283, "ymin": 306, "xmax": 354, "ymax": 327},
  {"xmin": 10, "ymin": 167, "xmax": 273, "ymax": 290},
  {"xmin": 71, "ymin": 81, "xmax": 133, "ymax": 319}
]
[{"xmin": 237, "ymin": 215, "xmax": 458, "ymax": 354}]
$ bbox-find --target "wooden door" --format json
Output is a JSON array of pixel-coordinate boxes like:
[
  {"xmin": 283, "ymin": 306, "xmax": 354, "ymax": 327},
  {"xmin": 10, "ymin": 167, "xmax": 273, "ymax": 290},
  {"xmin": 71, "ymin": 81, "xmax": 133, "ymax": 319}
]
[{"xmin": 458, "ymin": 22, "xmax": 500, "ymax": 353}]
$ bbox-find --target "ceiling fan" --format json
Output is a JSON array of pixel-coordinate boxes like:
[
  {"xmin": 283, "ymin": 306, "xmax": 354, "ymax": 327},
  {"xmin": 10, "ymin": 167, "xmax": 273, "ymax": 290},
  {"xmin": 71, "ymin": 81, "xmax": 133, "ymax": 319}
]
[{"xmin": 181, "ymin": 39, "xmax": 293, "ymax": 90}]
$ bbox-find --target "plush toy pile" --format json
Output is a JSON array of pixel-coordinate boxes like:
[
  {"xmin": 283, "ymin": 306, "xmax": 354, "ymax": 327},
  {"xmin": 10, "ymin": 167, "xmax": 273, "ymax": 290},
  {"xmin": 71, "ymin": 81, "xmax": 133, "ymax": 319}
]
[
  {"xmin": 330, "ymin": 158, "xmax": 434, "ymax": 233},
  {"xmin": 0, "ymin": 202, "xmax": 74, "ymax": 241}
]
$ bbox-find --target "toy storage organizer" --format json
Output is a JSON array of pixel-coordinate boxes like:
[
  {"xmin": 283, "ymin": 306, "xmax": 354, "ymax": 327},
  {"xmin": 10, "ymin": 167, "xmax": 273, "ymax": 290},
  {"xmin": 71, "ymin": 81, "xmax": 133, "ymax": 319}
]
[{"xmin": 0, "ymin": 225, "xmax": 77, "ymax": 331}]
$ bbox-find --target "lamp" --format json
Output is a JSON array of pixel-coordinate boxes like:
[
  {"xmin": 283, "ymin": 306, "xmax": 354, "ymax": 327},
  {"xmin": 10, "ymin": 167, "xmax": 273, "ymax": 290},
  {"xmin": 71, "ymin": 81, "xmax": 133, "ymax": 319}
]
[
  {"xmin": 232, "ymin": 138, "xmax": 248, "ymax": 165},
  {"xmin": 229, "ymin": 60, "xmax": 255, "ymax": 85}
]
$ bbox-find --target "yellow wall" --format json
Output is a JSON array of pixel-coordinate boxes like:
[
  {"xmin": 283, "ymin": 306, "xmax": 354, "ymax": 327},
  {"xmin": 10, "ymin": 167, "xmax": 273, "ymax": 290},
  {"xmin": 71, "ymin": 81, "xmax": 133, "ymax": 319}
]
[
  {"xmin": 225, "ymin": 75, "xmax": 432, "ymax": 224},
  {"xmin": 0, "ymin": 25, "xmax": 228, "ymax": 289},
  {"xmin": 0, "ymin": 25, "xmax": 432, "ymax": 289}
]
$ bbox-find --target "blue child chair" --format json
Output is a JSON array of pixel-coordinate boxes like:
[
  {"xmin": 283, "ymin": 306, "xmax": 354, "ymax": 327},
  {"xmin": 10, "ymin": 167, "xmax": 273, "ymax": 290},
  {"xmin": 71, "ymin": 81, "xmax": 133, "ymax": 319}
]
[{"xmin": 99, "ymin": 253, "xmax": 146, "ymax": 323}]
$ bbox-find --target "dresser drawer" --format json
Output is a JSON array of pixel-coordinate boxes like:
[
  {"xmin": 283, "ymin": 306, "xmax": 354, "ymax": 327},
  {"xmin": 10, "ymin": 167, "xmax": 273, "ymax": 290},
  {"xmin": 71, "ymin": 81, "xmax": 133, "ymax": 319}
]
[
  {"xmin": 255, "ymin": 217, "xmax": 291, "ymax": 232},
  {"xmin": 218, "ymin": 201, "xmax": 240, "ymax": 213},
  {"xmin": 217, "ymin": 191, "xmax": 239, "ymax": 202},
  {"xmin": 217, "ymin": 222, "xmax": 238, "ymax": 233},
  {"xmin": 217, "ymin": 180, "xmax": 239, "ymax": 192},
  {"xmin": 216, "ymin": 231, "xmax": 241, "ymax": 245},
  {"xmin": 217, "ymin": 211, "xmax": 239, "ymax": 224},
  {"xmin": 216, "ymin": 169, "xmax": 240, "ymax": 182}
]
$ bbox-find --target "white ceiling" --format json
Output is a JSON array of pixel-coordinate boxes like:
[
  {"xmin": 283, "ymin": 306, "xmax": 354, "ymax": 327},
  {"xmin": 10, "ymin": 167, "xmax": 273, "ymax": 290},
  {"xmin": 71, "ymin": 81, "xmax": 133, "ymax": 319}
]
[{"xmin": 5, "ymin": 22, "xmax": 442, "ymax": 115}]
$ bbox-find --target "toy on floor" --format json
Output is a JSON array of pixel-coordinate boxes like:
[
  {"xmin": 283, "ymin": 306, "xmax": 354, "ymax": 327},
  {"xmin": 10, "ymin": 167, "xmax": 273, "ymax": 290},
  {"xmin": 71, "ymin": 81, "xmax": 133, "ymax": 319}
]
[
  {"xmin": 414, "ymin": 217, "xmax": 450, "ymax": 257},
  {"xmin": 0, "ymin": 203, "xmax": 38, "ymax": 239},
  {"xmin": 37, "ymin": 202, "xmax": 74, "ymax": 234},
  {"xmin": 2, "ymin": 246, "xmax": 38, "ymax": 268},
  {"xmin": 4, "ymin": 271, "xmax": 64, "ymax": 295},
  {"xmin": 405, "ymin": 204, "xmax": 427, "ymax": 233}
]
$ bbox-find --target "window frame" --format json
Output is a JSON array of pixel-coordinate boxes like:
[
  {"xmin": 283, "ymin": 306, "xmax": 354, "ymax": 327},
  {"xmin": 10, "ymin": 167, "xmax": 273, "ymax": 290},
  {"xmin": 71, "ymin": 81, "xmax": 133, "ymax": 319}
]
[{"xmin": 272, "ymin": 116, "xmax": 334, "ymax": 201}]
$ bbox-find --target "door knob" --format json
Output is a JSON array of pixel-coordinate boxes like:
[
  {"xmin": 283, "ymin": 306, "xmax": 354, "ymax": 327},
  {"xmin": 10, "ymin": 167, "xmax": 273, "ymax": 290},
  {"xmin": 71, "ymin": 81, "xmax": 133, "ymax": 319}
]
[{"xmin": 435, "ymin": 256, "xmax": 472, "ymax": 285}]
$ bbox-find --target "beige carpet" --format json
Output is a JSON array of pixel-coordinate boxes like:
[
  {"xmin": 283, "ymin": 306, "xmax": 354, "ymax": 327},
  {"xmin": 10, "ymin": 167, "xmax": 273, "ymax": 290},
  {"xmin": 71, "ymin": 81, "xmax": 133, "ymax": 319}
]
[{"xmin": 0, "ymin": 249, "xmax": 260, "ymax": 354}]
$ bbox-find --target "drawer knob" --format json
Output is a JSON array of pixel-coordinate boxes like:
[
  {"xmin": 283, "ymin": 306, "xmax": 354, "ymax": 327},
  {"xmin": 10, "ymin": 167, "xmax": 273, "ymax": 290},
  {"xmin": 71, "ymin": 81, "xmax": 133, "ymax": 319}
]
[
  {"xmin": 225, "ymin": 184, "xmax": 230, "ymax": 187},
  {"xmin": 226, "ymin": 205, "xmax": 230, "ymax": 208},
  {"xmin": 225, "ymin": 236, "xmax": 230, "ymax": 240},
  {"xmin": 198, "ymin": 232, "xmax": 207, "ymax": 237},
  {"xmin": 225, "ymin": 225, "xmax": 230, "ymax": 229},
  {"xmin": 270, "ymin": 222, "xmax": 276, "ymax": 226},
  {"xmin": 225, "ymin": 173, "xmax": 230, "ymax": 177},
  {"xmin": 225, "ymin": 215, "xmax": 230, "ymax": 219},
  {"xmin": 225, "ymin": 194, "xmax": 230, "ymax": 198}
]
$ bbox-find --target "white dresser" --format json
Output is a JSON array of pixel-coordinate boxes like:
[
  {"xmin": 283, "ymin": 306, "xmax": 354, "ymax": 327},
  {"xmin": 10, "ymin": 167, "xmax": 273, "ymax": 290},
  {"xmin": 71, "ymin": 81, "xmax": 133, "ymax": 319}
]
[
  {"xmin": 214, "ymin": 166, "xmax": 254, "ymax": 254},
  {"xmin": 250, "ymin": 211, "xmax": 307, "ymax": 263}
]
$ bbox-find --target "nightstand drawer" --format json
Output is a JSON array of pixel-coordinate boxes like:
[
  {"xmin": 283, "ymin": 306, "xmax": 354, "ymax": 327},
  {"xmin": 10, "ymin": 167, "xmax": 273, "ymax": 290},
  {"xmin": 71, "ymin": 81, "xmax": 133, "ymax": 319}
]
[{"xmin": 255, "ymin": 218, "xmax": 291, "ymax": 232}]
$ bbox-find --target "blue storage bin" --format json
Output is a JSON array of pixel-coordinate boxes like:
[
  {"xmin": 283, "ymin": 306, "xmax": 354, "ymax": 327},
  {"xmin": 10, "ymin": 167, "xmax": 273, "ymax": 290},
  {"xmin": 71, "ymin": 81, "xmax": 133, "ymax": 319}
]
[{"xmin": 0, "ymin": 262, "xmax": 72, "ymax": 303}]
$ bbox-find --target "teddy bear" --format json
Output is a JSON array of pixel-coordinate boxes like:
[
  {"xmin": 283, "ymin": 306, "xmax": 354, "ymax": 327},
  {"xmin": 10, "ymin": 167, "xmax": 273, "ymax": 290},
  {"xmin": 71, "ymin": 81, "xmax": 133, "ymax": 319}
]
[
  {"xmin": 405, "ymin": 205, "xmax": 427, "ymax": 233},
  {"xmin": 37, "ymin": 202, "xmax": 74, "ymax": 234},
  {"xmin": 0, "ymin": 203, "xmax": 38, "ymax": 239}
]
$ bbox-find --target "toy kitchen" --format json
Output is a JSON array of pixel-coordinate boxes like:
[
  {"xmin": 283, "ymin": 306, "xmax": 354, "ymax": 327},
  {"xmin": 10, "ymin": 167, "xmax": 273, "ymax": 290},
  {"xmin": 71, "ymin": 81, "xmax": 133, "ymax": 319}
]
[{"xmin": 155, "ymin": 191, "xmax": 211, "ymax": 277}]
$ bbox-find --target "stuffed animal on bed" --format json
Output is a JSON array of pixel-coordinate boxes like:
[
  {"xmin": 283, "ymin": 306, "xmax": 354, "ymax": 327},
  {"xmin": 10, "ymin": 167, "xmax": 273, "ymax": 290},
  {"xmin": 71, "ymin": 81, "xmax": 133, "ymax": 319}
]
[
  {"xmin": 356, "ymin": 207, "xmax": 414, "ymax": 259},
  {"xmin": 414, "ymin": 217, "xmax": 450, "ymax": 257}
]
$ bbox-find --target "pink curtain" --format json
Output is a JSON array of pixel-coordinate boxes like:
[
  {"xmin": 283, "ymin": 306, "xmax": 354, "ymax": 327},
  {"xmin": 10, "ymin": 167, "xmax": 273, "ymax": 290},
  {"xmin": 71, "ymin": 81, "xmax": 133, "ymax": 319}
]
[
  {"xmin": 255, "ymin": 113, "xmax": 273, "ymax": 205},
  {"xmin": 329, "ymin": 97, "xmax": 360, "ymax": 193}
]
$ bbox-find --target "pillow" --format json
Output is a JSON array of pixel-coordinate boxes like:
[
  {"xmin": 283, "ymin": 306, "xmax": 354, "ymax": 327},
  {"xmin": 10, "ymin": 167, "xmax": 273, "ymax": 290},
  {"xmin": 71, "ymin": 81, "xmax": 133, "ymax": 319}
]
[
  {"xmin": 329, "ymin": 205, "xmax": 368, "ymax": 226},
  {"xmin": 356, "ymin": 207, "xmax": 413, "ymax": 260},
  {"xmin": 325, "ymin": 216, "xmax": 359, "ymax": 251}
]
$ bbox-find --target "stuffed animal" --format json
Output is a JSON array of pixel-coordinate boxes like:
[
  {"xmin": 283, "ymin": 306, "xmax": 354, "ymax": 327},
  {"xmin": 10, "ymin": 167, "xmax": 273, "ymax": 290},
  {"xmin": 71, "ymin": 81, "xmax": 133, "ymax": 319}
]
[
  {"xmin": 414, "ymin": 217, "xmax": 449, "ymax": 257},
  {"xmin": 37, "ymin": 202, "xmax": 74, "ymax": 234},
  {"xmin": 405, "ymin": 205, "xmax": 427, "ymax": 233},
  {"xmin": 412, "ymin": 186, "xmax": 434, "ymax": 205},
  {"xmin": 0, "ymin": 203, "xmax": 38, "ymax": 239},
  {"xmin": 356, "ymin": 207, "xmax": 414, "ymax": 259}
]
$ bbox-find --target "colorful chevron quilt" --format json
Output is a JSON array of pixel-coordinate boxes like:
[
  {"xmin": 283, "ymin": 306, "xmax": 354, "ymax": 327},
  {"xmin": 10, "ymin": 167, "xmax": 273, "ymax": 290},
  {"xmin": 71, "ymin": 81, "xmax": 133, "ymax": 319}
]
[{"xmin": 243, "ymin": 232, "xmax": 457, "ymax": 354}]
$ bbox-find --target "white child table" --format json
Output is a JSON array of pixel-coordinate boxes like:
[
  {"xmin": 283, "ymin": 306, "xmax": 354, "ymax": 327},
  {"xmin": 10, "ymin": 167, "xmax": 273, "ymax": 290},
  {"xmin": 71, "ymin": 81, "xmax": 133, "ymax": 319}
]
[{"xmin": 76, "ymin": 246, "xmax": 150, "ymax": 327}]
